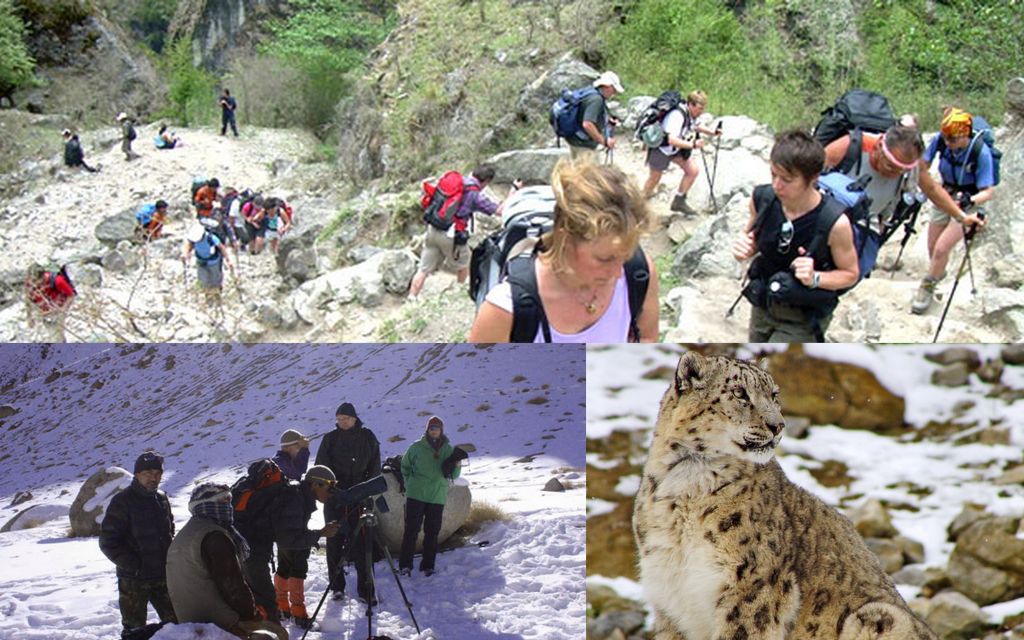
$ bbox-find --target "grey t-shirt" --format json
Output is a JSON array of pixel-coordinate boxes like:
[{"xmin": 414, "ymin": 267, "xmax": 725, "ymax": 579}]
[
  {"xmin": 569, "ymin": 92, "xmax": 608, "ymax": 149},
  {"xmin": 846, "ymin": 140, "xmax": 916, "ymax": 235}
]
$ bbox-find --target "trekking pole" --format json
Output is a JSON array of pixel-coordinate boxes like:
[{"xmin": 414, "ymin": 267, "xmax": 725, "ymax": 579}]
[
  {"xmin": 963, "ymin": 232, "xmax": 977, "ymax": 295},
  {"xmin": 725, "ymin": 289, "xmax": 745, "ymax": 319},
  {"xmin": 933, "ymin": 213, "xmax": 984, "ymax": 343},
  {"xmin": 711, "ymin": 120, "xmax": 722, "ymax": 188}
]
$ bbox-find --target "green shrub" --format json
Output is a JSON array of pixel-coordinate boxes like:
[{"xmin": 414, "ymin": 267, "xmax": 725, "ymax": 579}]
[
  {"xmin": 0, "ymin": 0, "xmax": 34, "ymax": 97},
  {"xmin": 160, "ymin": 37, "xmax": 217, "ymax": 126}
]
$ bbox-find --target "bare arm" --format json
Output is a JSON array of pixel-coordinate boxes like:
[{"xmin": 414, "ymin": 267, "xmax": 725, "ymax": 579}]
[
  {"xmin": 638, "ymin": 253, "xmax": 660, "ymax": 342},
  {"xmin": 468, "ymin": 302, "xmax": 514, "ymax": 343}
]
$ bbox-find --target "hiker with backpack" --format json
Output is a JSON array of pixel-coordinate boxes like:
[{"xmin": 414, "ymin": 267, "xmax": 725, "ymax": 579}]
[
  {"xmin": 639, "ymin": 90, "xmax": 721, "ymax": 215},
  {"xmin": 399, "ymin": 416, "xmax": 464, "ymax": 578},
  {"xmin": 271, "ymin": 464, "xmax": 341, "ymax": 629},
  {"xmin": 117, "ymin": 112, "xmax": 140, "ymax": 161},
  {"xmin": 314, "ymin": 402, "xmax": 382, "ymax": 604},
  {"xmin": 194, "ymin": 178, "xmax": 221, "ymax": 219},
  {"xmin": 910, "ymin": 107, "xmax": 995, "ymax": 315},
  {"xmin": 25, "ymin": 263, "xmax": 76, "ymax": 340},
  {"xmin": 99, "ymin": 452, "xmax": 178, "ymax": 639},
  {"xmin": 260, "ymin": 198, "xmax": 293, "ymax": 255},
  {"xmin": 62, "ymin": 129, "xmax": 99, "ymax": 172},
  {"xmin": 166, "ymin": 482, "xmax": 288, "ymax": 640},
  {"xmin": 731, "ymin": 130, "xmax": 860, "ymax": 342},
  {"xmin": 467, "ymin": 159, "xmax": 659, "ymax": 343},
  {"xmin": 552, "ymin": 70, "xmax": 624, "ymax": 162},
  {"xmin": 408, "ymin": 165, "xmax": 520, "ymax": 299},
  {"xmin": 135, "ymin": 200, "xmax": 169, "ymax": 242},
  {"xmin": 182, "ymin": 222, "xmax": 236, "ymax": 299}
]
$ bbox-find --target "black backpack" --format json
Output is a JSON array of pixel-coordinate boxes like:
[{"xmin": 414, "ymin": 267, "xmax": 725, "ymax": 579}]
[
  {"xmin": 813, "ymin": 89, "xmax": 896, "ymax": 173},
  {"xmin": 382, "ymin": 455, "xmax": 405, "ymax": 493},
  {"xmin": 127, "ymin": 123, "xmax": 137, "ymax": 141},
  {"xmin": 634, "ymin": 90, "xmax": 685, "ymax": 148},
  {"xmin": 231, "ymin": 459, "xmax": 287, "ymax": 538}
]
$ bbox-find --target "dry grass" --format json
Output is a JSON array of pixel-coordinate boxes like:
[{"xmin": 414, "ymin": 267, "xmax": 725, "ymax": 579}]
[{"xmin": 444, "ymin": 500, "xmax": 512, "ymax": 549}]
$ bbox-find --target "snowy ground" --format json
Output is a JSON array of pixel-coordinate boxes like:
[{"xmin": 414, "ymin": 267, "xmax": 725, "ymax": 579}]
[
  {"xmin": 586, "ymin": 343, "xmax": 1024, "ymax": 624},
  {"xmin": 0, "ymin": 343, "xmax": 586, "ymax": 640}
]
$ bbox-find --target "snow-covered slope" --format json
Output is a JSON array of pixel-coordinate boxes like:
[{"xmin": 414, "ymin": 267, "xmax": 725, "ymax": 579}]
[{"xmin": 0, "ymin": 343, "xmax": 586, "ymax": 640}]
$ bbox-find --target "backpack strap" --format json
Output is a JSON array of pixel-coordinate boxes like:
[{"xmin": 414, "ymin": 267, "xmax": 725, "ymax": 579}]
[
  {"xmin": 623, "ymin": 247, "xmax": 650, "ymax": 343},
  {"xmin": 807, "ymin": 196, "xmax": 846, "ymax": 268},
  {"xmin": 835, "ymin": 128, "xmax": 864, "ymax": 174},
  {"xmin": 507, "ymin": 255, "xmax": 551, "ymax": 343},
  {"xmin": 750, "ymin": 184, "xmax": 777, "ymax": 235}
]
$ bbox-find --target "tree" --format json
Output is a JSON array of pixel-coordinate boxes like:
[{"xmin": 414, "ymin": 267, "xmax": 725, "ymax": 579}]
[
  {"xmin": 0, "ymin": 0, "xmax": 35, "ymax": 105},
  {"xmin": 162, "ymin": 37, "xmax": 216, "ymax": 126}
]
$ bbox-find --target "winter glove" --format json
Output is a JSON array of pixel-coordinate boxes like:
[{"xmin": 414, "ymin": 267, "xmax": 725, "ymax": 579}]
[{"xmin": 442, "ymin": 446, "xmax": 470, "ymax": 479}]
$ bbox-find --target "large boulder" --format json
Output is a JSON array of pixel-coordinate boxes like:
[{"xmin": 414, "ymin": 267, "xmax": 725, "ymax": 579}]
[
  {"xmin": 1, "ymin": 504, "xmax": 71, "ymax": 532},
  {"xmin": 947, "ymin": 515, "xmax": 1024, "ymax": 605},
  {"xmin": 1008, "ymin": 77, "xmax": 1024, "ymax": 118},
  {"xmin": 69, "ymin": 466, "xmax": 133, "ymax": 537},
  {"xmin": 485, "ymin": 148, "xmax": 570, "ymax": 185},
  {"xmin": 515, "ymin": 55, "xmax": 599, "ymax": 125},
  {"xmin": 288, "ymin": 249, "xmax": 417, "ymax": 322},
  {"xmin": 374, "ymin": 472, "xmax": 471, "ymax": 553},
  {"xmin": 95, "ymin": 209, "xmax": 139, "ymax": 246},
  {"xmin": 766, "ymin": 349, "xmax": 905, "ymax": 431},
  {"xmin": 909, "ymin": 591, "xmax": 986, "ymax": 640}
]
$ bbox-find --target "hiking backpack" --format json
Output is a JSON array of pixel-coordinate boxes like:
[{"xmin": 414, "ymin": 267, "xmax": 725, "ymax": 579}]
[
  {"xmin": 126, "ymin": 123, "xmax": 137, "ymax": 141},
  {"xmin": 135, "ymin": 203, "xmax": 157, "ymax": 227},
  {"xmin": 550, "ymin": 86, "xmax": 600, "ymax": 143},
  {"xmin": 49, "ymin": 264, "xmax": 77, "ymax": 296},
  {"xmin": 634, "ymin": 91, "xmax": 684, "ymax": 148},
  {"xmin": 468, "ymin": 185, "xmax": 650, "ymax": 342},
  {"xmin": 231, "ymin": 459, "xmax": 287, "ymax": 534},
  {"xmin": 420, "ymin": 171, "xmax": 479, "ymax": 231},
  {"xmin": 190, "ymin": 176, "xmax": 208, "ymax": 200},
  {"xmin": 381, "ymin": 455, "xmax": 405, "ymax": 493},
  {"xmin": 192, "ymin": 228, "xmax": 221, "ymax": 263},
  {"xmin": 813, "ymin": 89, "xmax": 896, "ymax": 174},
  {"xmin": 935, "ymin": 114, "xmax": 1002, "ymax": 187}
]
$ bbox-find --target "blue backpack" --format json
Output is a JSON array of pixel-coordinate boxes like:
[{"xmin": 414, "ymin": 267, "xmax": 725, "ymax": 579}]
[
  {"xmin": 936, "ymin": 114, "xmax": 1001, "ymax": 187},
  {"xmin": 815, "ymin": 172, "xmax": 877, "ymax": 284},
  {"xmin": 193, "ymin": 231, "xmax": 220, "ymax": 264},
  {"xmin": 550, "ymin": 86, "xmax": 599, "ymax": 143},
  {"xmin": 135, "ymin": 203, "xmax": 157, "ymax": 226}
]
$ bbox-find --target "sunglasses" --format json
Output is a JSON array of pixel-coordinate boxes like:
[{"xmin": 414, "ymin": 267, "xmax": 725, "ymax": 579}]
[{"xmin": 777, "ymin": 220, "xmax": 794, "ymax": 254}]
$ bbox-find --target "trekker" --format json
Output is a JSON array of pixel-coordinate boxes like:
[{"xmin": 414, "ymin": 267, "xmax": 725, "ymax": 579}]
[
  {"xmin": 823, "ymin": 120, "xmax": 983, "ymax": 284},
  {"xmin": 136, "ymin": 200, "xmax": 169, "ymax": 241},
  {"xmin": 260, "ymin": 198, "xmax": 292, "ymax": 255},
  {"xmin": 165, "ymin": 483, "xmax": 288, "ymax": 640},
  {"xmin": 911, "ymin": 107, "xmax": 994, "ymax": 314},
  {"xmin": 408, "ymin": 165, "xmax": 519, "ymax": 298},
  {"xmin": 314, "ymin": 402, "xmax": 381, "ymax": 604},
  {"xmin": 560, "ymin": 71, "xmax": 624, "ymax": 162},
  {"xmin": 641, "ymin": 90, "xmax": 721, "ymax": 215},
  {"xmin": 399, "ymin": 416, "xmax": 463, "ymax": 577},
  {"xmin": 182, "ymin": 222, "xmax": 235, "ymax": 301},
  {"xmin": 25, "ymin": 263, "xmax": 76, "ymax": 341},
  {"xmin": 220, "ymin": 89, "xmax": 239, "ymax": 137},
  {"xmin": 99, "ymin": 452, "xmax": 177, "ymax": 639},
  {"xmin": 468, "ymin": 159, "xmax": 659, "ymax": 343},
  {"xmin": 116, "ymin": 112, "xmax": 139, "ymax": 161},
  {"xmin": 241, "ymin": 195, "xmax": 265, "ymax": 253},
  {"xmin": 62, "ymin": 129, "xmax": 99, "ymax": 172},
  {"xmin": 155, "ymin": 125, "xmax": 180, "ymax": 149},
  {"xmin": 194, "ymin": 178, "xmax": 220, "ymax": 219},
  {"xmin": 732, "ymin": 130, "xmax": 859, "ymax": 342},
  {"xmin": 273, "ymin": 465, "xmax": 341, "ymax": 629},
  {"xmin": 272, "ymin": 429, "xmax": 310, "ymax": 482}
]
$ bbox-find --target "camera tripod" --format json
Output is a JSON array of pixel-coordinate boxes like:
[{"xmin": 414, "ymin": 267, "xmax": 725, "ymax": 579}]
[{"xmin": 301, "ymin": 500, "xmax": 421, "ymax": 640}]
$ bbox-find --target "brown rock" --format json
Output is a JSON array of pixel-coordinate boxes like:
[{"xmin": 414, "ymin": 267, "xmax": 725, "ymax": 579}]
[
  {"xmin": 865, "ymin": 538, "xmax": 904, "ymax": 573},
  {"xmin": 543, "ymin": 477, "xmax": 566, "ymax": 492},
  {"xmin": 932, "ymin": 362, "xmax": 972, "ymax": 387},
  {"xmin": 848, "ymin": 498, "xmax": 899, "ymax": 539},
  {"xmin": 767, "ymin": 351, "xmax": 904, "ymax": 431},
  {"xmin": 587, "ymin": 501, "xmax": 638, "ymax": 581},
  {"xmin": 947, "ymin": 504, "xmax": 988, "ymax": 542},
  {"xmin": 894, "ymin": 535, "xmax": 926, "ymax": 565},
  {"xmin": 913, "ymin": 591, "xmax": 987, "ymax": 640},
  {"xmin": 69, "ymin": 466, "xmax": 133, "ymax": 537},
  {"xmin": 995, "ymin": 466, "xmax": 1024, "ymax": 486},
  {"xmin": 925, "ymin": 348, "xmax": 982, "ymax": 368}
]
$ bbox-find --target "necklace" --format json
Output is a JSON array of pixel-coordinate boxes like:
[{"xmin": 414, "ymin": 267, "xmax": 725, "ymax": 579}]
[{"xmin": 575, "ymin": 289, "xmax": 599, "ymax": 314}]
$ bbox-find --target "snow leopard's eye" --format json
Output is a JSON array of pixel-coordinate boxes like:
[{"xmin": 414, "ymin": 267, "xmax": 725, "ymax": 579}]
[
  {"xmin": 732, "ymin": 387, "xmax": 749, "ymax": 402},
  {"xmin": 772, "ymin": 389, "xmax": 781, "ymax": 403}
]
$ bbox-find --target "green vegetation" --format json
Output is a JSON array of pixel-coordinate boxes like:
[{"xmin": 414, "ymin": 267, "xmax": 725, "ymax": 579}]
[
  {"xmin": 261, "ymin": 0, "xmax": 397, "ymax": 134},
  {"xmin": 318, "ymin": 206, "xmax": 357, "ymax": 243},
  {"xmin": 160, "ymin": 37, "xmax": 217, "ymax": 126},
  {"xmin": 604, "ymin": 0, "xmax": 1024, "ymax": 131},
  {"xmin": 0, "ymin": 0, "xmax": 34, "ymax": 98},
  {"xmin": 14, "ymin": 0, "xmax": 90, "ymax": 40},
  {"xmin": 130, "ymin": 0, "xmax": 175, "ymax": 53}
]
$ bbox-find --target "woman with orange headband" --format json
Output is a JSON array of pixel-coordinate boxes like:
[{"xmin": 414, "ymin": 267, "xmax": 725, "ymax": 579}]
[{"xmin": 911, "ymin": 107, "xmax": 994, "ymax": 315}]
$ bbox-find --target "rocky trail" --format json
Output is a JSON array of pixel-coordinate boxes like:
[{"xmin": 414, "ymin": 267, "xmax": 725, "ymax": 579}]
[{"xmin": 0, "ymin": 110, "xmax": 1020, "ymax": 343}]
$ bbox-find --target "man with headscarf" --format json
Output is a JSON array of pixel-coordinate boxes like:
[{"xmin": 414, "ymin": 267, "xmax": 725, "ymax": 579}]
[
  {"xmin": 314, "ymin": 402, "xmax": 381, "ymax": 603},
  {"xmin": 910, "ymin": 107, "xmax": 994, "ymax": 314},
  {"xmin": 399, "ymin": 415, "xmax": 465, "ymax": 577},
  {"xmin": 99, "ymin": 452, "xmax": 177, "ymax": 639},
  {"xmin": 165, "ymin": 482, "xmax": 287, "ymax": 640}
]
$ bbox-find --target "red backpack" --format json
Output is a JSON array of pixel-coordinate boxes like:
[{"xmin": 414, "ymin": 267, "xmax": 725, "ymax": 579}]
[{"xmin": 420, "ymin": 171, "xmax": 479, "ymax": 231}]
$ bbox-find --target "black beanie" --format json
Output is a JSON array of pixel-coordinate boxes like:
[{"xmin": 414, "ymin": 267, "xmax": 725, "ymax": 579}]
[
  {"xmin": 336, "ymin": 402, "xmax": 358, "ymax": 418},
  {"xmin": 134, "ymin": 452, "xmax": 164, "ymax": 474}
]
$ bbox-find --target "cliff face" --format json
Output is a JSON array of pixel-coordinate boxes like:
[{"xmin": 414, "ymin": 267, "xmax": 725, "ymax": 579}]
[
  {"xmin": 168, "ymin": 0, "xmax": 288, "ymax": 70},
  {"xmin": 16, "ymin": 0, "xmax": 163, "ymax": 123}
]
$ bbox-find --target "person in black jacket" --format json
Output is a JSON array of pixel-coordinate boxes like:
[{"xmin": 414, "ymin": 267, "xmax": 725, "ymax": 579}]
[
  {"xmin": 99, "ymin": 452, "xmax": 177, "ymax": 638},
  {"xmin": 62, "ymin": 129, "xmax": 99, "ymax": 173},
  {"xmin": 314, "ymin": 402, "xmax": 381, "ymax": 604}
]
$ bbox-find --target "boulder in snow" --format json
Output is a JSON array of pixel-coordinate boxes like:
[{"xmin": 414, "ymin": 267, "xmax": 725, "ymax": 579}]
[{"xmin": 69, "ymin": 466, "xmax": 133, "ymax": 537}]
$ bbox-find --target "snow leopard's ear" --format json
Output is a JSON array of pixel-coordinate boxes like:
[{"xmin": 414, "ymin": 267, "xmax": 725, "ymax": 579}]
[
  {"xmin": 757, "ymin": 357, "xmax": 770, "ymax": 372},
  {"xmin": 674, "ymin": 351, "xmax": 708, "ymax": 394}
]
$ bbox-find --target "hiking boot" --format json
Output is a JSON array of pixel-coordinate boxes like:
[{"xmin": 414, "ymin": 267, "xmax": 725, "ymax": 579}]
[
  {"xmin": 421, "ymin": 568, "xmax": 436, "ymax": 577},
  {"xmin": 670, "ymin": 193, "xmax": 697, "ymax": 216},
  {"xmin": 358, "ymin": 593, "xmax": 378, "ymax": 606},
  {"xmin": 293, "ymin": 616, "xmax": 313, "ymax": 630},
  {"xmin": 330, "ymin": 590, "xmax": 345, "ymax": 602},
  {"xmin": 399, "ymin": 568, "xmax": 412, "ymax": 577},
  {"xmin": 911, "ymin": 276, "xmax": 939, "ymax": 315}
]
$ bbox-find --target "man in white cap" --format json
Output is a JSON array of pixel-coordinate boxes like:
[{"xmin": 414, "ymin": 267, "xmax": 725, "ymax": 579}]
[
  {"xmin": 561, "ymin": 70, "xmax": 624, "ymax": 162},
  {"xmin": 181, "ymin": 222, "xmax": 235, "ymax": 303},
  {"xmin": 116, "ymin": 112, "xmax": 139, "ymax": 161}
]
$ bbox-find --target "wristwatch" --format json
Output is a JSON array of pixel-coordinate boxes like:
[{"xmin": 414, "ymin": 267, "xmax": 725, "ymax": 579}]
[{"xmin": 810, "ymin": 271, "xmax": 821, "ymax": 289}]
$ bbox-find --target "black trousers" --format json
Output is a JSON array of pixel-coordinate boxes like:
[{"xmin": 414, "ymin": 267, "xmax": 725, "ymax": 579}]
[
  {"xmin": 242, "ymin": 545, "xmax": 279, "ymax": 621},
  {"xmin": 275, "ymin": 546, "xmax": 311, "ymax": 579},
  {"xmin": 399, "ymin": 498, "xmax": 444, "ymax": 572},
  {"xmin": 324, "ymin": 502, "xmax": 373, "ymax": 598}
]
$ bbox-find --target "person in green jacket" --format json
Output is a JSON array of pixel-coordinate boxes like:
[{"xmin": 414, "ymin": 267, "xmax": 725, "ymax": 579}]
[{"xmin": 398, "ymin": 415, "xmax": 462, "ymax": 576}]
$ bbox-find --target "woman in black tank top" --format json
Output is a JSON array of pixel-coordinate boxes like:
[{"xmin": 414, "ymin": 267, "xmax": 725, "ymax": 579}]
[{"xmin": 732, "ymin": 130, "xmax": 859, "ymax": 342}]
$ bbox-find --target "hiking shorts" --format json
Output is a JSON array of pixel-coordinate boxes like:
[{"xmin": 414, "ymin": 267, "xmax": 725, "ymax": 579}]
[
  {"xmin": 928, "ymin": 202, "xmax": 959, "ymax": 227},
  {"xmin": 646, "ymin": 146, "xmax": 690, "ymax": 172},
  {"xmin": 418, "ymin": 225, "xmax": 469, "ymax": 274},
  {"xmin": 567, "ymin": 144, "xmax": 599, "ymax": 163},
  {"xmin": 196, "ymin": 261, "xmax": 224, "ymax": 289},
  {"xmin": 748, "ymin": 303, "xmax": 833, "ymax": 343}
]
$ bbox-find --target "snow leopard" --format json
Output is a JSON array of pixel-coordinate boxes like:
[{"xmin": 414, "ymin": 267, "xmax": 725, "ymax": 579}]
[{"xmin": 633, "ymin": 352, "xmax": 937, "ymax": 640}]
